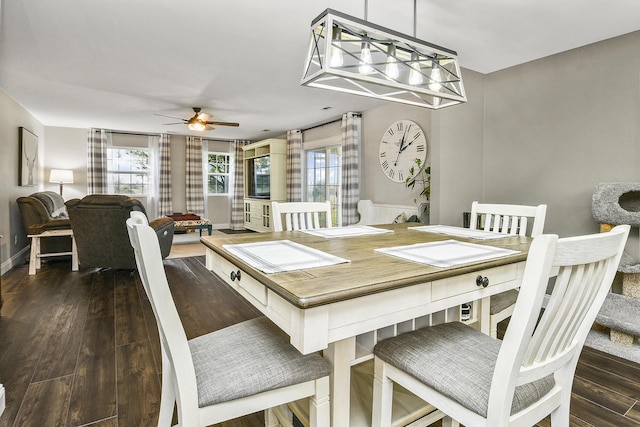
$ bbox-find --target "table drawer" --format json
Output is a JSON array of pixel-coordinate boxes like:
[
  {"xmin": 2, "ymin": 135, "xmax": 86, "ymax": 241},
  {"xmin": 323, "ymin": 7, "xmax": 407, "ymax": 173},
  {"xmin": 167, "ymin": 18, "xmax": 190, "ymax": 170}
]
[
  {"xmin": 217, "ymin": 254, "xmax": 268, "ymax": 306},
  {"xmin": 432, "ymin": 264, "xmax": 517, "ymax": 301}
]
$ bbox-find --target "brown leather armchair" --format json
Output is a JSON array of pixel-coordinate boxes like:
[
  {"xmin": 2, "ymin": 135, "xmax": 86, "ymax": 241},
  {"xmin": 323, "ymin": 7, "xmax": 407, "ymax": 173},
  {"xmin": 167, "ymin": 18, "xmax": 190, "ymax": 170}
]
[
  {"xmin": 66, "ymin": 194, "xmax": 174, "ymax": 270},
  {"xmin": 17, "ymin": 191, "xmax": 72, "ymax": 254}
]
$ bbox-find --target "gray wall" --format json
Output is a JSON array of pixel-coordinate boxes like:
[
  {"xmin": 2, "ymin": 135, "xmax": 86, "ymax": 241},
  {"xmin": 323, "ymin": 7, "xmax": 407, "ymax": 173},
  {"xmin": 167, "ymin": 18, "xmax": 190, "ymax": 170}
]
[
  {"xmin": 43, "ymin": 131, "xmax": 234, "ymax": 228},
  {"xmin": 0, "ymin": 88, "xmax": 45, "ymax": 272},
  {"xmin": 483, "ymin": 31, "xmax": 640, "ymax": 237}
]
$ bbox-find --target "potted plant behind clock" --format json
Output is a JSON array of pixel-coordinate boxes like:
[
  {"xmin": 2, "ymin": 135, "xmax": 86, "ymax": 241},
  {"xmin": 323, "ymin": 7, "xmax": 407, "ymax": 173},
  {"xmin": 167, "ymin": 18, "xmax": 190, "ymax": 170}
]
[{"xmin": 405, "ymin": 158, "xmax": 430, "ymax": 224}]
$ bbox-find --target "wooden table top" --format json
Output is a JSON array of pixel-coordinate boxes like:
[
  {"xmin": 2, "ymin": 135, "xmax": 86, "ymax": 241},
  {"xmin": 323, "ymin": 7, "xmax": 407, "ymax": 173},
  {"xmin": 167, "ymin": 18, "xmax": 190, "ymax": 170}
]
[{"xmin": 201, "ymin": 223, "xmax": 531, "ymax": 309}]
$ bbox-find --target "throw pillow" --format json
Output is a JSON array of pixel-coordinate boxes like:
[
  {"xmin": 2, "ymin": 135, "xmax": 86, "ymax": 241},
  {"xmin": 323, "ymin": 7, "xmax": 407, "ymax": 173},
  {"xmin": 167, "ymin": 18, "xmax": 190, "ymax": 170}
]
[{"xmin": 393, "ymin": 212, "xmax": 407, "ymax": 223}]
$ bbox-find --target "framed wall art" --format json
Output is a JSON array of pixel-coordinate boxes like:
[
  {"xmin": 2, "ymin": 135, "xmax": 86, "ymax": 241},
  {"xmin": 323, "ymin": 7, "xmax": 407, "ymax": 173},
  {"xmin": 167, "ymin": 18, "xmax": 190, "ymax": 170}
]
[{"xmin": 19, "ymin": 127, "xmax": 38, "ymax": 187}]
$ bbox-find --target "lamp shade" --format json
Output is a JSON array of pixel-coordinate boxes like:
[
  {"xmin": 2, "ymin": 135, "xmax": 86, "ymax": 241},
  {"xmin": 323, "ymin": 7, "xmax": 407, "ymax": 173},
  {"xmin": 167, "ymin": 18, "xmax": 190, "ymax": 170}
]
[
  {"xmin": 49, "ymin": 169, "xmax": 74, "ymax": 184},
  {"xmin": 302, "ymin": 9, "xmax": 467, "ymax": 109}
]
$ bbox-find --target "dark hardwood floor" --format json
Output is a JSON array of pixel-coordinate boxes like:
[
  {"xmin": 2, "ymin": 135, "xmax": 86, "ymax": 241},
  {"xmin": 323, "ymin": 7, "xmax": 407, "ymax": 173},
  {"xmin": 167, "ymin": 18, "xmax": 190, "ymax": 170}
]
[{"xmin": 0, "ymin": 255, "xmax": 639, "ymax": 426}]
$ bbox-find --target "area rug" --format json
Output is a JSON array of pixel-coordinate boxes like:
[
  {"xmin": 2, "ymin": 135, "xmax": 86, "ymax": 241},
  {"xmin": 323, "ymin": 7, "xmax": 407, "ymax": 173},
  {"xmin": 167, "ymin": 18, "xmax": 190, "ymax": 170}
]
[{"xmin": 219, "ymin": 228, "xmax": 255, "ymax": 234}]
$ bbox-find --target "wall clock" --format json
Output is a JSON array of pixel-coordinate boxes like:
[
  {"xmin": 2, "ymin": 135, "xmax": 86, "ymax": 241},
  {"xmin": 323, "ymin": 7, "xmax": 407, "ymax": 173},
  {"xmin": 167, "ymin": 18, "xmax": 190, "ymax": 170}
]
[{"xmin": 378, "ymin": 120, "xmax": 427, "ymax": 183}]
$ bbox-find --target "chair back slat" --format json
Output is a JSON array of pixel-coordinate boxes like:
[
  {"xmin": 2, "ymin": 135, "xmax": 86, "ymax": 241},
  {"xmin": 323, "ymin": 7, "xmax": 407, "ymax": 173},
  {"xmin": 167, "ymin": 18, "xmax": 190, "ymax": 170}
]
[
  {"xmin": 272, "ymin": 201, "xmax": 332, "ymax": 232},
  {"xmin": 487, "ymin": 225, "xmax": 629, "ymax": 422},
  {"xmin": 471, "ymin": 201, "xmax": 546, "ymax": 237}
]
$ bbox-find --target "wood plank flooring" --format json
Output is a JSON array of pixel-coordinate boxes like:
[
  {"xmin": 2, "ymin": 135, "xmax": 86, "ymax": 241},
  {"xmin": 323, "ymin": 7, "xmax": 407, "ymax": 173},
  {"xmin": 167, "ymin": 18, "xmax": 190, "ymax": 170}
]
[{"xmin": 0, "ymin": 256, "xmax": 639, "ymax": 427}]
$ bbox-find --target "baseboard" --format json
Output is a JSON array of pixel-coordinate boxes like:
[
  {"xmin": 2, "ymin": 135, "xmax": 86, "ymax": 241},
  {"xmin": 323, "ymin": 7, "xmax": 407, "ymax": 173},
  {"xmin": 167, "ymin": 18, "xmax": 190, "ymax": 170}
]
[{"xmin": 1, "ymin": 245, "xmax": 29, "ymax": 275}]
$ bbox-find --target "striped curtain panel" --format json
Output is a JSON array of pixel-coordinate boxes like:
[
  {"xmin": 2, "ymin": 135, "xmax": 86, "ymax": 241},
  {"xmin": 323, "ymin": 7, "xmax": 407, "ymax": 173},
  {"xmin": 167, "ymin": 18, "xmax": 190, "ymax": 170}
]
[
  {"xmin": 286, "ymin": 129, "xmax": 302, "ymax": 202},
  {"xmin": 185, "ymin": 136, "xmax": 204, "ymax": 216},
  {"xmin": 341, "ymin": 112, "xmax": 362, "ymax": 225},
  {"xmin": 157, "ymin": 134, "xmax": 173, "ymax": 216},
  {"xmin": 230, "ymin": 140, "xmax": 249, "ymax": 230},
  {"xmin": 87, "ymin": 128, "xmax": 107, "ymax": 194}
]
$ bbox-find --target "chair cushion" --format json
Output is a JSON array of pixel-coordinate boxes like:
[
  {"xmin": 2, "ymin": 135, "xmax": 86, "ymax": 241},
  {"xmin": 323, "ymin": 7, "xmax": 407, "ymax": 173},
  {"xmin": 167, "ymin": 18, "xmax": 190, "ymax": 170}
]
[
  {"xmin": 189, "ymin": 317, "xmax": 331, "ymax": 407},
  {"xmin": 374, "ymin": 321, "xmax": 555, "ymax": 417},
  {"xmin": 490, "ymin": 289, "xmax": 519, "ymax": 314}
]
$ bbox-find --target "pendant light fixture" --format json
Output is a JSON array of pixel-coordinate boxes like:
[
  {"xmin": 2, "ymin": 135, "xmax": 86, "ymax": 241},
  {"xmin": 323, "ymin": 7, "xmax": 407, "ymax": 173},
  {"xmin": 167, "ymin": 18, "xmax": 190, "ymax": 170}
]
[{"xmin": 301, "ymin": 1, "xmax": 466, "ymax": 109}]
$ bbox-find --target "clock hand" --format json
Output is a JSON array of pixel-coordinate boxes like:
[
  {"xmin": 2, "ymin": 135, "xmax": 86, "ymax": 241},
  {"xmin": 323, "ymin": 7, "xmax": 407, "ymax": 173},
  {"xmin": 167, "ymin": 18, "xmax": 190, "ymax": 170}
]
[
  {"xmin": 400, "ymin": 134, "xmax": 419, "ymax": 153},
  {"xmin": 394, "ymin": 126, "xmax": 411, "ymax": 165}
]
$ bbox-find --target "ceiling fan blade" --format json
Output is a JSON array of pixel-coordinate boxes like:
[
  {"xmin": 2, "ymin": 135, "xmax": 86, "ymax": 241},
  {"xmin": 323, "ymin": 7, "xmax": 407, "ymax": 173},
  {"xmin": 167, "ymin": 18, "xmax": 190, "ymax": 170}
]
[
  {"xmin": 207, "ymin": 121, "xmax": 240, "ymax": 127},
  {"xmin": 162, "ymin": 122, "xmax": 184, "ymax": 125},
  {"xmin": 204, "ymin": 124, "xmax": 215, "ymax": 131},
  {"xmin": 154, "ymin": 113, "xmax": 186, "ymax": 121}
]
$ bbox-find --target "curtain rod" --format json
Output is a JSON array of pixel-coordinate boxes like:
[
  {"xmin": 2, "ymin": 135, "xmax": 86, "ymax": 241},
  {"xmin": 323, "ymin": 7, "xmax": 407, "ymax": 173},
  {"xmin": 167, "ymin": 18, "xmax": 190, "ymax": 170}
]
[
  {"xmin": 302, "ymin": 112, "xmax": 362, "ymax": 132},
  {"xmin": 94, "ymin": 129, "xmax": 232, "ymax": 142},
  {"xmin": 93, "ymin": 129, "xmax": 161, "ymax": 137}
]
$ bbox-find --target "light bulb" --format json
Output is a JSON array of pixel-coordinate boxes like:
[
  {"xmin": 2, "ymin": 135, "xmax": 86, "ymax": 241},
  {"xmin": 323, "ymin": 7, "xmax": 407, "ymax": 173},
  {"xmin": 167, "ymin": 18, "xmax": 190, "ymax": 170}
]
[
  {"xmin": 385, "ymin": 45, "xmax": 399, "ymax": 80},
  {"xmin": 188, "ymin": 122, "xmax": 206, "ymax": 131},
  {"xmin": 329, "ymin": 26, "xmax": 343, "ymax": 67},
  {"xmin": 359, "ymin": 42, "xmax": 373, "ymax": 74},
  {"xmin": 408, "ymin": 52, "xmax": 423, "ymax": 85},
  {"xmin": 429, "ymin": 64, "xmax": 442, "ymax": 91}
]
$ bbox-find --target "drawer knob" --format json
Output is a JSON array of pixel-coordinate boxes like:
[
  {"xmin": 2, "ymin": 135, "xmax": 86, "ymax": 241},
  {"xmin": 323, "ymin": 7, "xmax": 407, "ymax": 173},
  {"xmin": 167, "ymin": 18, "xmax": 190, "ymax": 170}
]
[
  {"xmin": 475, "ymin": 275, "xmax": 489, "ymax": 288},
  {"xmin": 230, "ymin": 270, "xmax": 241, "ymax": 281}
]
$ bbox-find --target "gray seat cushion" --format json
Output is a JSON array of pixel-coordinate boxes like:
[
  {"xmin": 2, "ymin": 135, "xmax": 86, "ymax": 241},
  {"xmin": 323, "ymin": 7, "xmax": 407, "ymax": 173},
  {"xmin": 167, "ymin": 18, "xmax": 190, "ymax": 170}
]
[
  {"xmin": 189, "ymin": 317, "xmax": 331, "ymax": 407},
  {"xmin": 490, "ymin": 289, "xmax": 519, "ymax": 314},
  {"xmin": 374, "ymin": 321, "xmax": 555, "ymax": 417}
]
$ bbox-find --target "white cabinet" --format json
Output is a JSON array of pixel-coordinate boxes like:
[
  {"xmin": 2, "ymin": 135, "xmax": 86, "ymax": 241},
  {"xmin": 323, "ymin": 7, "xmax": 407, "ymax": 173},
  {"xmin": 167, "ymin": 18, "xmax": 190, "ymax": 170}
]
[{"xmin": 242, "ymin": 139, "xmax": 286, "ymax": 232}]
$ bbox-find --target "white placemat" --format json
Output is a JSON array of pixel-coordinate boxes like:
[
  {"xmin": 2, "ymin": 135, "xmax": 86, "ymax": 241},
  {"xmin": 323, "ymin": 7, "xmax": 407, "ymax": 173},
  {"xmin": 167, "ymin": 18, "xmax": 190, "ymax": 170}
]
[
  {"xmin": 223, "ymin": 240, "xmax": 350, "ymax": 274},
  {"xmin": 410, "ymin": 225, "xmax": 509, "ymax": 240},
  {"xmin": 375, "ymin": 239, "xmax": 520, "ymax": 268},
  {"xmin": 301, "ymin": 225, "xmax": 394, "ymax": 238}
]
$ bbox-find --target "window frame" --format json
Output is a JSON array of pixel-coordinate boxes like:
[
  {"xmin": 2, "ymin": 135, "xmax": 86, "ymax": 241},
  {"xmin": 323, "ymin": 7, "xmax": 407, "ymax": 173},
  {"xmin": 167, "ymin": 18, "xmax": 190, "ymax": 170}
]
[
  {"xmin": 304, "ymin": 135, "xmax": 342, "ymax": 227},
  {"xmin": 206, "ymin": 151, "xmax": 232, "ymax": 196},
  {"xmin": 106, "ymin": 146, "xmax": 151, "ymax": 196}
]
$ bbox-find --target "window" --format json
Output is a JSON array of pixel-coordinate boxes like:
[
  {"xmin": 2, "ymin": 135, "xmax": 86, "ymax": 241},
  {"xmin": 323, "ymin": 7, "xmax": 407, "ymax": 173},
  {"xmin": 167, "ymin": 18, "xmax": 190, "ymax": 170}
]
[
  {"xmin": 305, "ymin": 146, "xmax": 341, "ymax": 226},
  {"xmin": 106, "ymin": 147, "xmax": 150, "ymax": 195},
  {"xmin": 207, "ymin": 152, "xmax": 231, "ymax": 194}
]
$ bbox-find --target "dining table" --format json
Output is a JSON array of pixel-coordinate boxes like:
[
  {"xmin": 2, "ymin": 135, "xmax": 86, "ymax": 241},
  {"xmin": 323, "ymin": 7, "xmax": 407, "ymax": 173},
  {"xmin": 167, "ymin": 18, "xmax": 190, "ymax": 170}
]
[{"xmin": 201, "ymin": 222, "xmax": 531, "ymax": 426}]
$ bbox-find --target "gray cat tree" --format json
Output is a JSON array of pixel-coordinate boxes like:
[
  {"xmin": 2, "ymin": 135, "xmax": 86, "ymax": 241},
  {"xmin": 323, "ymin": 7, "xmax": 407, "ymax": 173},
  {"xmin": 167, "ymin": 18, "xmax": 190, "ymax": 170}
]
[{"xmin": 590, "ymin": 183, "xmax": 640, "ymax": 361}]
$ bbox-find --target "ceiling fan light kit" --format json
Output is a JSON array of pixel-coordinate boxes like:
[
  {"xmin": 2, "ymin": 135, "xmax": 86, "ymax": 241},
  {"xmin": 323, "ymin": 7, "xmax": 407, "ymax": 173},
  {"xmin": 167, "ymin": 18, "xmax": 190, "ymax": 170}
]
[
  {"xmin": 158, "ymin": 107, "xmax": 240, "ymax": 132},
  {"xmin": 301, "ymin": 8, "xmax": 467, "ymax": 109}
]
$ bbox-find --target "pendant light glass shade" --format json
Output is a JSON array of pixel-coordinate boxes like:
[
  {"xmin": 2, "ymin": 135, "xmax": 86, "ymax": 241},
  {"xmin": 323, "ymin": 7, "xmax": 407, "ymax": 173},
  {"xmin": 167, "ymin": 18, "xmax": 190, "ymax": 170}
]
[
  {"xmin": 301, "ymin": 9, "xmax": 467, "ymax": 109},
  {"xmin": 385, "ymin": 45, "xmax": 400, "ymax": 80}
]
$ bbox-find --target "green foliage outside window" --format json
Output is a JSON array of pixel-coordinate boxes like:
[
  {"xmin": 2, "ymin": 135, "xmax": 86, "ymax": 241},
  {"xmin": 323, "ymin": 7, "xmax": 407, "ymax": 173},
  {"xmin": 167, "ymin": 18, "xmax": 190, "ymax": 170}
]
[
  {"xmin": 107, "ymin": 148, "xmax": 150, "ymax": 195},
  {"xmin": 208, "ymin": 153, "xmax": 230, "ymax": 194}
]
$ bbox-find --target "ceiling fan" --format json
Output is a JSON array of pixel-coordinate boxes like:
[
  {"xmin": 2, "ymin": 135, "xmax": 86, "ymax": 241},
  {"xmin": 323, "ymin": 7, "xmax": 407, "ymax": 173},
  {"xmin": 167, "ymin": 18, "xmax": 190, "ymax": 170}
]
[{"xmin": 156, "ymin": 107, "xmax": 239, "ymax": 132}]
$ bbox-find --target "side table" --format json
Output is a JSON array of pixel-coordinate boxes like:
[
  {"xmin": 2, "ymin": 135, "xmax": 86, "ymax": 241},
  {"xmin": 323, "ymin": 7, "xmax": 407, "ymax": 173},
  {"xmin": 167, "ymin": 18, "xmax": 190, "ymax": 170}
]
[{"xmin": 28, "ymin": 229, "xmax": 78, "ymax": 275}]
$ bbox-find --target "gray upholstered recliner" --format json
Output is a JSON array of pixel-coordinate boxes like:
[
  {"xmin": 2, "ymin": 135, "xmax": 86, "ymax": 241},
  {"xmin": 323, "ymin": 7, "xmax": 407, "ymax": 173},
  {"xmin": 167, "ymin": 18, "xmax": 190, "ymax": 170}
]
[
  {"xmin": 66, "ymin": 194, "xmax": 174, "ymax": 270},
  {"xmin": 17, "ymin": 191, "xmax": 72, "ymax": 254}
]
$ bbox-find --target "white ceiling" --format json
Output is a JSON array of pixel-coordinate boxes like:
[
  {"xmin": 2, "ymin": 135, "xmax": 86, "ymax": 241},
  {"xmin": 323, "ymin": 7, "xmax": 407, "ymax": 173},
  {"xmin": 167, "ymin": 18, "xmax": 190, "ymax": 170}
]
[{"xmin": 1, "ymin": 0, "xmax": 639, "ymax": 140}]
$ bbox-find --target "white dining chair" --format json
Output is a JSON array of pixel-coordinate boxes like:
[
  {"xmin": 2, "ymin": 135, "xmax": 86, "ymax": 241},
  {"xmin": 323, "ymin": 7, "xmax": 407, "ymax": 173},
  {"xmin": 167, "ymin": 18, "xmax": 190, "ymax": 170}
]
[
  {"xmin": 271, "ymin": 201, "xmax": 332, "ymax": 232},
  {"xmin": 469, "ymin": 201, "xmax": 547, "ymax": 338},
  {"xmin": 126, "ymin": 214, "xmax": 331, "ymax": 427},
  {"xmin": 371, "ymin": 224, "xmax": 629, "ymax": 427}
]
